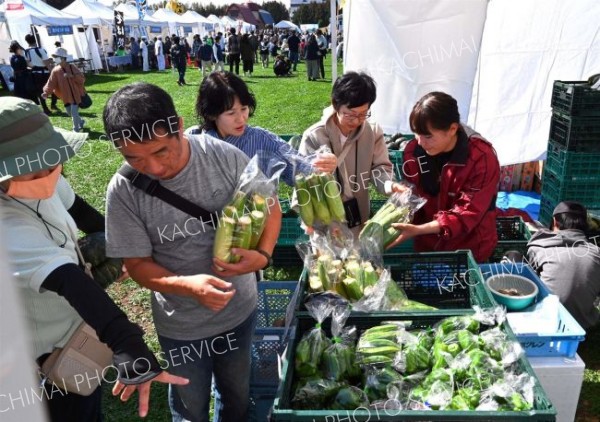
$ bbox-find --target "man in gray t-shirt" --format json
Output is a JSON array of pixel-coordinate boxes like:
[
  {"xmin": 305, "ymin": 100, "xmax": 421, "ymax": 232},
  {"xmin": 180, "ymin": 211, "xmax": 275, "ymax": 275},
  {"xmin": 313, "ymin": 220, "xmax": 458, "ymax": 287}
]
[{"xmin": 103, "ymin": 83, "xmax": 281, "ymax": 422}]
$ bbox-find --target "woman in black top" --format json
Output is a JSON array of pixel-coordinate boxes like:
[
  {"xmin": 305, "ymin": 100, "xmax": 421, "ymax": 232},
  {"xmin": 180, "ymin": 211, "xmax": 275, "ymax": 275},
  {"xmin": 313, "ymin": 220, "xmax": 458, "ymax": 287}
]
[{"xmin": 9, "ymin": 41, "xmax": 32, "ymax": 100}]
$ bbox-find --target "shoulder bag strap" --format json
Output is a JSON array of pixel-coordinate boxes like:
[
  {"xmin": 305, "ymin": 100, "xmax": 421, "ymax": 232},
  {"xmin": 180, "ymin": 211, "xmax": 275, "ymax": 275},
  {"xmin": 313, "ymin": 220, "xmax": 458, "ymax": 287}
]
[{"xmin": 118, "ymin": 164, "xmax": 219, "ymax": 229}]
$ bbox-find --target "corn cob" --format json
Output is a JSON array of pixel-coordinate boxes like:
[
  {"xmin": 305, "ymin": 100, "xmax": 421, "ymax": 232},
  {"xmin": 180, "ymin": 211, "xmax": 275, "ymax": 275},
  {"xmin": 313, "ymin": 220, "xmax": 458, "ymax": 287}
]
[
  {"xmin": 213, "ymin": 216, "xmax": 236, "ymax": 269},
  {"xmin": 320, "ymin": 173, "xmax": 345, "ymax": 222},
  {"xmin": 230, "ymin": 215, "xmax": 252, "ymax": 263},
  {"xmin": 230, "ymin": 191, "xmax": 247, "ymax": 218},
  {"xmin": 294, "ymin": 175, "xmax": 315, "ymax": 227},
  {"xmin": 248, "ymin": 210, "xmax": 266, "ymax": 250},
  {"xmin": 306, "ymin": 173, "xmax": 331, "ymax": 225}
]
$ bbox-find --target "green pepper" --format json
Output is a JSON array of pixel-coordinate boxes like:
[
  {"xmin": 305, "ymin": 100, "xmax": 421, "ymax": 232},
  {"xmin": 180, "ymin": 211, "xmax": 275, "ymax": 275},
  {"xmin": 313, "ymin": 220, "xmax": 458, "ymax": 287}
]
[{"xmin": 510, "ymin": 392, "xmax": 532, "ymax": 411}]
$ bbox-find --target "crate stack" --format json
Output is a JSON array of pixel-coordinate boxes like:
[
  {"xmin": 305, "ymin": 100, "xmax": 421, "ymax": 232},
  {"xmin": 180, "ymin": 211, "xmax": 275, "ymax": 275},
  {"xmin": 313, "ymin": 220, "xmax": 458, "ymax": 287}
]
[{"xmin": 539, "ymin": 81, "xmax": 600, "ymax": 225}]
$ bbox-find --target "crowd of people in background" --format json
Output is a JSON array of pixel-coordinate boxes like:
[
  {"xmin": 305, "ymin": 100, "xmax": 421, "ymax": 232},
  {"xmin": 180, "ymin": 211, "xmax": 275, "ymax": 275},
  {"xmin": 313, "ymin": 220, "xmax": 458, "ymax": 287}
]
[{"xmin": 108, "ymin": 26, "xmax": 337, "ymax": 82}]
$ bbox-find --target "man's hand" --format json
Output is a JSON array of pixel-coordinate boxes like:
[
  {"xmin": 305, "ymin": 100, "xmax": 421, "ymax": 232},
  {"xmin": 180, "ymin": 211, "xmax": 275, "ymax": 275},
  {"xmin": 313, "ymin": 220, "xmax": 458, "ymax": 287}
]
[
  {"xmin": 184, "ymin": 274, "xmax": 236, "ymax": 312},
  {"xmin": 112, "ymin": 371, "xmax": 189, "ymax": 418},
  {"xmin": 312, "ymin": 152, "xmax": 338, "ymax": 174},
  {"xmin": 212, "ymin": 248, "xmax": 267, "ymax": 276}
]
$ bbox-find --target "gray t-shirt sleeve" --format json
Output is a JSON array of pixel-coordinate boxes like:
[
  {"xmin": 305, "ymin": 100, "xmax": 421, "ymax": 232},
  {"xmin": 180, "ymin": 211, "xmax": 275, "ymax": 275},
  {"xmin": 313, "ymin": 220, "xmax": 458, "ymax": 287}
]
[{"xmin": 105, "ymin": 175, "xmax": 154, "ymax": 258}]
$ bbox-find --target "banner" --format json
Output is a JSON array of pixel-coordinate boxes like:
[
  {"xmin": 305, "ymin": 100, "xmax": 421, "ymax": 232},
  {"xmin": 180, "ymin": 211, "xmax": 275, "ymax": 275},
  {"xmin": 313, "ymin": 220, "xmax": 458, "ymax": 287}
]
[
  {"xmin": 135, "ymin": 0, "xmax": 147, "ymax": 20},
  {"xmin": 47, "ymin": 26, "xmax": 73, "ymax": 36},
  {"xmin": 114, "ymin": 11, "xmax": 125, "ymax": 49}
]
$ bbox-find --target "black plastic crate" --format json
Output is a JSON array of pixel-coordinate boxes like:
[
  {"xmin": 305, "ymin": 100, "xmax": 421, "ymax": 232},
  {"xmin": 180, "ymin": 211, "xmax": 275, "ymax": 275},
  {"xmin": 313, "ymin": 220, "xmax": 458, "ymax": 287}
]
[
  {"xmin": 549, "ymin": 111, "xmax": 600, "ymax": 152},
  {"xmin": 545, "ymin": 139, "xmax": 600, "ymax": 181},
  {"xmin": 272, "ymin": 313, "xmax": 556, "ymax": 421},
  {"xmin": 273, "ymin": 245, "xmax": 303, "ymax": 267},
  {"xmin": 491, "ymin": 217, "xmax": 533, "ymax": 262},
  {"xmin": 541, "ymin": 166, "xmax": 600, "ymax": 209},
  {"xmin": 551, "ymin": 80, "xmax": 600, "ymax": 117},
  {"xmin": 295, "ymin": 250, "xmax": 496, "ymax": 314}
]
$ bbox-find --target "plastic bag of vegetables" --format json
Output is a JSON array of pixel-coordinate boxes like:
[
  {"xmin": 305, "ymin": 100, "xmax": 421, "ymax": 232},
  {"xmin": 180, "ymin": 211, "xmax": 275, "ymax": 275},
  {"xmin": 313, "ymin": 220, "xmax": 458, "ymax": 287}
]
[
  {"xmin": 293, "ymin": 145, "xmax": 346, "ymax": 228},
  {"xmin": 352, "ymin": 269, "xmax": 437, "ymax": 312},
  {"xmin": 477, "ymin": 373, "xmax": 535, "ymax": 411},
  {"xmin": 321, "ymin": 304, "xmax": 361, "ymax": 382},
  {"xmin": 295, "ymin": 296, "xmax": 334, "ymax": 378},
  {"xmin": 213, "ymin": 154, "xmax": 284, "ymax": 268},
  {"xmin": 291, "ymin": 379, "xmax": 346, "ymax": 410},
  {"xmin": 359, "ymin": 187, "xmax": 427, "ymax": 250}
]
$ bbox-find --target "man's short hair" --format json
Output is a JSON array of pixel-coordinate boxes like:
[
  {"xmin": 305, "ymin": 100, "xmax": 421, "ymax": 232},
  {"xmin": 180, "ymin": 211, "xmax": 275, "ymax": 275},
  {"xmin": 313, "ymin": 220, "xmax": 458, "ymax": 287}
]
[
  {"xmin": 24, "ymin": 34, "xmax": 36, "ymax": 46},
  {"xmin": 552, "ymin": 201, "xmax": 589, "ymax": 231},
  {"xmin": 103, "ymin": 83, "xmax": 179, "ymax": 144}
]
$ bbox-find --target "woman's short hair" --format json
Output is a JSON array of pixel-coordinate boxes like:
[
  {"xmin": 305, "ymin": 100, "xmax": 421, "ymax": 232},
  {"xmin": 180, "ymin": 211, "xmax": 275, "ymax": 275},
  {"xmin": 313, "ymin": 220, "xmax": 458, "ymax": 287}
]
[
  {"xmin": 331, "ymin": 71, "xmax": 377, "ymax": 110},
  {"xmin": 196, "ymin": 71, "xmax": 256, "ymax": 131},
  {"xmin": 409, "ymin": 91, "xmax": 460, "ymax": 135},
  {"xmin": 9, "ymin": 41, "xmax": 23, "ymax": 54}
]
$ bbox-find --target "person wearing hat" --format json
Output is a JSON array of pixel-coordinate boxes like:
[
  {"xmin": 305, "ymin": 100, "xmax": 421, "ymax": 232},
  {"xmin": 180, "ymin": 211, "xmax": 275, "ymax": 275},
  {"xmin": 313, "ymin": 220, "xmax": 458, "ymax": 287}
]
[
  {"xmin": 155, "ymin": 36, "xmax": 165, "ymax": 71},
  {"xmin": 8, "ymin": 40, "xmax": 33, "ymax": 101},
  {"xmin": 42, "ymin": 47, "xmax": 86, "ymax": 132},
  {"xmin": 526, "ymin": 201, "xmax": 600, "ymax": 329},
  {"xmin": 140, "ymin": 35, "xmax": 150, "ymax": 72},
  {"xmin": 0, "ymin": 97, "xmax": 188, "ymax": 420}
]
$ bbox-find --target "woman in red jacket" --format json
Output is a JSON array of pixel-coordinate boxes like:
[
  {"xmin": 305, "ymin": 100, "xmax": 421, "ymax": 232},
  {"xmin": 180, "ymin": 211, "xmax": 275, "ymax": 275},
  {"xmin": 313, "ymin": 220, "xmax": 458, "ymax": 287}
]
[{"xmin": 388, "ymin": 91, "xmax": 500, "ymax": 262}]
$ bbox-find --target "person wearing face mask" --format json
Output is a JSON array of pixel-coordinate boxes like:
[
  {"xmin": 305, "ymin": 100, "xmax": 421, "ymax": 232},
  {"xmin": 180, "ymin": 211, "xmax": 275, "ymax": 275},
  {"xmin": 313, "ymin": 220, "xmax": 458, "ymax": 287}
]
[
  {"xmin": 0, "ymin": 97, "xmax": 188, "ymax": 421},
  {"xmin": 300, "ymin": 71, "xmax": 402, "ymax": 236},
  {"xmin": 190, "ymin": 71, "xmax": 337, "ymax": 186},
  {"xmin": 387, "ymin": 91, "xmax": 500, "ymax": 262},
  {"xmin": 42, "ymin": 47, "xmax": 86, "ymax": 132}
]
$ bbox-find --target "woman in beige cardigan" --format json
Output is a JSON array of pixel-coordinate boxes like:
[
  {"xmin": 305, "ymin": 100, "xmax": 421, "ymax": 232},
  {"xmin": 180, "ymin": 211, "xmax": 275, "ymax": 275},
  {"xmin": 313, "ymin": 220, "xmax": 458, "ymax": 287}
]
[{"xmin": 42, "ymin": 48, "xmax": 86, "ymax": 132}]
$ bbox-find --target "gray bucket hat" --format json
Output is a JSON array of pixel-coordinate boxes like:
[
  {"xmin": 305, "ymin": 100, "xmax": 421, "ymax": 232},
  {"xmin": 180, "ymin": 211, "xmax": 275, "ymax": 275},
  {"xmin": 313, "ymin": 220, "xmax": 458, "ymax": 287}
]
[{"xmin": 0, "ymin": 97, "xmax": 88, "ymax": 182}]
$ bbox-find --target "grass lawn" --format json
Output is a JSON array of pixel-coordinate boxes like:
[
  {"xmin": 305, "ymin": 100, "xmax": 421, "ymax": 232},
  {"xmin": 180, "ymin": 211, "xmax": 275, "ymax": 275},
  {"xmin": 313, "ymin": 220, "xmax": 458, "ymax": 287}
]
[{"xmin": 3, "ymin": 59, "xmax": 599, "ymax": 421}]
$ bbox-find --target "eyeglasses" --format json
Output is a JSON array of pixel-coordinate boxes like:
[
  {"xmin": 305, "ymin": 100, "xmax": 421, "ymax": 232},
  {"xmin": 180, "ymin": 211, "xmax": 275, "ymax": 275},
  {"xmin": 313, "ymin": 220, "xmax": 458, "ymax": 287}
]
[{"xmin": 340, "ymin": 110, "xmax": 371, "ymax": 121}]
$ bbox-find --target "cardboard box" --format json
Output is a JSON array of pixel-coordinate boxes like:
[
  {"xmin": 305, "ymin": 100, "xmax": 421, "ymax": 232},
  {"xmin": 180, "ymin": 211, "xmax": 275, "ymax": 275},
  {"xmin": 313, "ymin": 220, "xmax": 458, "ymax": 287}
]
[
  {"xmin": 520, "ymin": 161, "xmax": 537, "ymax": 191},
  {"xmin": 511, "ymin": 163, "xmax": 524, "ymax": 191},
  {"xmin": 499, "ymin": 165, "xmax": 515, "ymax": 192}
]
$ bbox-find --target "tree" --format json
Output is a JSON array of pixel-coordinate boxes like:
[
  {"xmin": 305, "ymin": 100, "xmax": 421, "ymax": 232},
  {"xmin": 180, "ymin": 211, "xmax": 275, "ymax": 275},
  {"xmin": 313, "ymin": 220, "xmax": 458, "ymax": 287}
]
[
  {"xmin": 189, "ymin": 2, "xmax": 227, "ymax": 18},
  {"xmin": 293, "ymin": 2, "xmax": 329, "ymax": 28},
  {"xmin": 262, "ymin": 1, "xmax": 289, "ymax": 24}
]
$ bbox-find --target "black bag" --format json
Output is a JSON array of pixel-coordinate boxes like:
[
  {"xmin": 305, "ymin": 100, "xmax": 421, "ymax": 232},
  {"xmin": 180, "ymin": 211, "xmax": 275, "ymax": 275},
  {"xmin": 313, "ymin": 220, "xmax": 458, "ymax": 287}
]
[{"xmin": 79, "ymin": 92, "xmax": 92, "ymax": 109}]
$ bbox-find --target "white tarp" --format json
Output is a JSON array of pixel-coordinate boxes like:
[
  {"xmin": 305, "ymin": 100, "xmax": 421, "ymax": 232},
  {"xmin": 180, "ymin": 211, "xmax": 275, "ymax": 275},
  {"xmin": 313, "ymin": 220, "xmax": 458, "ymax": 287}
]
[
  {"xmin": 344, "ymin": 0, "xmax": 600, "ymax": 166},
  {"xmin": 468, "ymin": 0, "xmax": 600, "ymax": 165},
  {"xmin": 344, "ymin": 0, "xmax": 487, "ymax": 140}
]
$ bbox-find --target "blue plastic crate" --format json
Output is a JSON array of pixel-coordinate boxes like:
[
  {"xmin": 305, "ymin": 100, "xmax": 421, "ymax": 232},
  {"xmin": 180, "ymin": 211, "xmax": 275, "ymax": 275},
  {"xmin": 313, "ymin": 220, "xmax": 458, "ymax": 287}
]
[
  {"xmin": 480, "ymin": 263, "xmax": 586, "ymax": 357},
  {"xmin": 249, "ymin": 385, "xmax": 278, "ymax": 422}
]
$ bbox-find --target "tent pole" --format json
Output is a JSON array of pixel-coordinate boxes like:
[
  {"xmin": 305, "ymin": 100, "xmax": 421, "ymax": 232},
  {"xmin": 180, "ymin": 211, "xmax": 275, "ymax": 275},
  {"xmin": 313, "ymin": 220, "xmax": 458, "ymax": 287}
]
[
  {"xmin": 82, "ymin": 25, "xmax": 97, "ymax": 74},
  {"xmin": 330, "ymin": 0, "xmax": 337, "ymax": 83}
]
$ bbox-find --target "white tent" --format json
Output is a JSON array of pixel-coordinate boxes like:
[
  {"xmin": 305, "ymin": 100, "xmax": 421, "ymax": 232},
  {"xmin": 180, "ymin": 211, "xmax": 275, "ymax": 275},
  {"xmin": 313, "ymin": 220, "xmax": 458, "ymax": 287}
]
[
  {"xmin": 152, "ymin": 8, "xmax": 188, "ymax": 35},
  {"xmin": 62, "ymin": 0, "xmax": 116, "ymax": 70},
  {"xmin": 220, "ymin": 15, "xmax": 255, "ymax": 34},
  {"xmin": 115, "ymin": 3, "xmax": 168, "ymax": 38},
  {"xmin": 3, "ymin": 0, "xmax": 83, "ymax": 52},
  {"xmin": 274, "ymin": 20, "xmax": 299, "ymax": 32},
  {"xmin": 180, "ymin": 10, "xmax": 211, "ymax": 36},
  {"xmin": 344, "ymin": 0, "xmax": 600, "ymax": 166}
]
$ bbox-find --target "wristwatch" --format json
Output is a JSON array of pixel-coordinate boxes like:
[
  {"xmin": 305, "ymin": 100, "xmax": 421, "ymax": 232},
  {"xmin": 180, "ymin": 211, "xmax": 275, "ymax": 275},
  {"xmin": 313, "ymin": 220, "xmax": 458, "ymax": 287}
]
[{"xmin": 256, "ymin": 249, "xmax": 273, "ymax": 269}]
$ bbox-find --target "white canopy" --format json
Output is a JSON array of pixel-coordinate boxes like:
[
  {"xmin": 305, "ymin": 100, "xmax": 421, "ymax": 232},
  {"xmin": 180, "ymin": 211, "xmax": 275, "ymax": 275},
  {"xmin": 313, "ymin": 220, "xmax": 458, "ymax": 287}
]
[
  {"xmin": 182, "ymin": 10, "xmax": 210, "ymax": 25},
  {"xmin": 62, "ymin": 0, "xmax": 114, "ymax": 26},
  {"xmin": 3, "ymin": 0, "xmax": 83, "ymax": 27},
  {"xmin": 344, "ymin": 0, "xmax": 600, "ymax": 165},
  {"xmin": 115, "ymin": 3, "xmax": 168, "ymax": 29},
  {"xmin": 274, "ymin": 20, "xmax": 299, "ymax": 32},
  {"xmin": 220, "ymin": 15, "xmax": 255, "ymax": 33}
]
